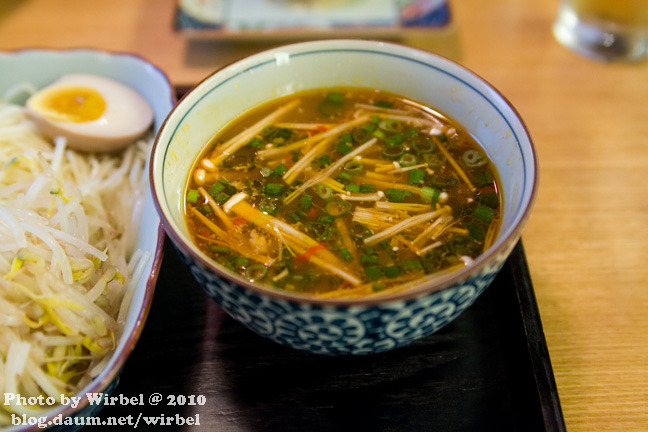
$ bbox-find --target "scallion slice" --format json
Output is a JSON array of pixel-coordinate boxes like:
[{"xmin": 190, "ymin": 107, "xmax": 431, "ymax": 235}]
[
  {"xmin": 245, "ymin": 264, "xmax": 268, "ymax": 281},
  {"xmin": 186, "ymin": 189, "xmax": 199, "ymax": 204},
  {"xmin": 379, "ymin": 118, "xmax": 403, "ymax": 132},
  {"xmin": 265, "ymin": 183, "xmax": 284, "ymax": 196},
  {"xmin": 343, "ymin": 160, "xmax": 364, "ymax": 175},
  {"xmin": 314, "ymin": 183, "xmax": 333, "ymax": 199},
  {"xmin": 408, "ymin": 169, "xmax": 426, "ymax": 185},
  {"xmin": 463, "ymin": 150, "xmax": 487, "ymax": 167},
  {"xmin": 398, "ymin": 153, "xmax": 417, "ymax": 167},
  {"xmin": 325, "ymin": 200, "xmax": 351, "ymax": 217},
  {"xmin": 382, "ymin": 145, "xmax": 404, "ymax": 160}
]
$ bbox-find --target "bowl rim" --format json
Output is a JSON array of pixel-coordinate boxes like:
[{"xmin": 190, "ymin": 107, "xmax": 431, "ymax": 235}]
[
  {"xmin": 0, "ymin": 47, "xmax": 171, "ymax": 431},
  {"xmin": 150, "ymin": 38, "xmax": 539, "ymax": 307}
]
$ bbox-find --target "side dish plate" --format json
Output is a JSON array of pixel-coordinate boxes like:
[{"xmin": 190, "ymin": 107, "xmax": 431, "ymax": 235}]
[
  {"xmin": 175, "ymin": 0, "xmax": 453, "ymax": 40},
  {"xmin": 0, "ymin": 49, "xmax": 173, "ymax": 431}
]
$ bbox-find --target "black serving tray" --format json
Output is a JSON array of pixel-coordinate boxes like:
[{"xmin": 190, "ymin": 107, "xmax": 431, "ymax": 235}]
[{"xmin": 89, "ymin": 238, "xmax": 565, "ymax": 432}]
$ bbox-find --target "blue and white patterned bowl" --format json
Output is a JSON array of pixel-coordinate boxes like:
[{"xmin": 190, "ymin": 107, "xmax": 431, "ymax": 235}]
[{"xmin": 151, "ymin": 39, "xmax": 538, "ymax": 355}]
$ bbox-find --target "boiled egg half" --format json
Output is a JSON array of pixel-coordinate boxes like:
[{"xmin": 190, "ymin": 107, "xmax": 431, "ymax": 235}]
[{"xmin": 25, "ymin": 74, "xmax": 154, "ymax": 152}]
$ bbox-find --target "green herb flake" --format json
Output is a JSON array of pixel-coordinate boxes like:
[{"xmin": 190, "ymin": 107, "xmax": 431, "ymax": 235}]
[
  {"xmin": 298, "ymin": 194, "xmax": 314, "ymax": 211},
  {"xmin": 384, "ymin": 266, "xmax": 401, "ymax": 278},
  {"xmin": 186, "ymin": 189, "xmax": 199, "ymax": 204},
  {"xmin": 364, "ymin": 265, "xmax": 382, "ymax": 280},
  {"xmin": 265, "ymin": 183, "xmax": 285, "ymax": 196}
]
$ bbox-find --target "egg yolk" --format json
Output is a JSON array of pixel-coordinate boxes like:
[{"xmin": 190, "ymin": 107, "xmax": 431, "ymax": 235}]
[{"xmin": 38, "ymin": 86, "xmax": 106, "ymax": 123}]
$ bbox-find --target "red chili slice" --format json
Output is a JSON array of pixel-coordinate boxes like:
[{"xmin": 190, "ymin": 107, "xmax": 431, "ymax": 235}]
[{"xmin": 294, "ymin": 242, "xmax": 328, "ymax": 263}]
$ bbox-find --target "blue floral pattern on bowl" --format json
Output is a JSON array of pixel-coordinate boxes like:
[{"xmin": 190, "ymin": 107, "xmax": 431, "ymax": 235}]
[{"xmin": 175, "ymin": 240, "xmax": 514, "ymax": 355}]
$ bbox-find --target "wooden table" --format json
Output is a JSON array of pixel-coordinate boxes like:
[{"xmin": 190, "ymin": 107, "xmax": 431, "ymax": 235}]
[{"xmin": 1, "ymin": 1, "xmax": 646, "ymax": 431}]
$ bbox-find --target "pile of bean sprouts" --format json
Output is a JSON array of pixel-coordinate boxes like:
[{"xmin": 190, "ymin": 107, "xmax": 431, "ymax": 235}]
[{"xmin": 0, "ymin": 100, "xmax": 150, "ymax": 423}]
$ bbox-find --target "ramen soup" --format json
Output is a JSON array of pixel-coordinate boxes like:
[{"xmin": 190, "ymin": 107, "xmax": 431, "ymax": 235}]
[{"xmin": 184, "ymin": 88, "xmax": 501, "ymax": 298}]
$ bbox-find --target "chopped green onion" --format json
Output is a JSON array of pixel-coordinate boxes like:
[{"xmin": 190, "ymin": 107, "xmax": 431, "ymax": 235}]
[
  {"xmin": 463, "ymin": 150, "xmax": 487, "ymax": 167},
  {"xmin": 398, "ymin": 153, "xmax": 417, "ymax": 167},
  {"xmin": 289, "ymin": 210, "xmax": 307, "ymax": 222},
  {"xmin": 361, "ymin": 254, "xmax": 379, "ymax": 266},
  {"xmin": 382, "ymin": 145, "xmax": 404, "ymax": 160},
  {"xmin": 306, "ymin": 222, "xmax": 333, "ymax": 241},
  {"xmin": 405, "ymin": 127, "xmax": 418, "ymax": 138},
  {"xmin": 372, "ymin": 129, "xmax": 386, "ymax": 140},
  {"xmin": 473, "ymin": 205, "xmax": 495, "ymax": 223},
  {"xmin": 378, "ymin": 240, "xmax": 392, "ymax": 250},
  {"xmin": 448, "ymin": 235, "xmax": 478, "ymax": 255},
  {"xmin": 317, "ymin": 155, "xmax": 331, "ymax": 167},
  {"xmin": 337, "ymin": 171, "xmax": 353, "ymax": 184},
  {"xmin": 385, "ymin": 134, "xmax": 404, "ymax": 147},
  {"xmin": 403, "ymin": 259, "xmax": 423, "ymax": 271},
  {"xmin": 359, "ymin": 184, "xmax": 375, "ymax": 193},
  {"xmin": 344, "ymin": 160, "xmax": 364, "ymax": 175},
  {"xmin": 364, "ymin": 265, "xmax": 382, "ymax": 280},
  {"xmin": 317, "ymin": 214, "xmax": 335, "ymax": 225},
  {"xmin": 265, "ymin": 183, "xmax": 284, "ymax": 196},
  {"xmin": 245, "ymin": 264, "xmax": 268, "ymax": 280},
  {"xmin": 208, "ymin": 182, "xmax": 225, "ymax": 196},
  {"xmin": 318, "ymin": 99, "xmax": 343, "ymax": 117},
  {"xmin": 339, "ymin": 248, "xmax": 353, "ymax": 261},
  {"xmin": 298, "ymin": 194, "xmax": 313, "ymax": 211},
  {"xmin": 325, "ymin": 200, "xmax": 351, "ymax": 217},
  {"xmin": 208, "ymin": 245, "xmax": 230, "ymax": 254},
  {"xmin": 272, "ymin": 163, "xmax": 288, "ymax": 175},
  {"xmin": 408, "ymin": 169, "xmax": 426, "ymax": 185},
  {"xmin": 479, "ymin": 192, "xmax": 500, "ymax": 209},
  {"xmin": 467, "ymin": 223, "xmax": 486, "ymax": 241},
  {"xmin": 421, "ymin": 186, "xmax": 441, "ymax": 205},
  {"xmin": 336, "ymin": 141, "xmax": 353, "ymax": 155},
  {"xmin": 345, "ymin": 184, "xmax": 360, "ymax": 192},
  {"xmin": 352, "ymin": 129, "xmax": 371, "ymax": 143},
  {"xmin": 363, "ymin": 122, "xmax": 377, "ymax": 133},
  {"xmin": 327, "ymin": 92, "xmax": 345, "ymax": 103},
  {"xmin": 223, "ymin": 260, "xmax": 236, "ymax": 272},
  {"xmin": 247, "ymin": 137, "xmax": 264, "ymax": 149},
  {"xmin": 379, "ymin": 118, "xmax": 403, "ymax": 132},
  {"xmin": 234, "ymin": 256, "xmax": 249, "ymax": 268},
  {"xmin": 429, "ymin": 175, "xmax": 459, "ymax": 189},
  {"xmin": 372, "ymin": 283, "xmax": 384, "ymax": 292},
  {"xmin": 260, "ymin": 167, "xmax": 272, "ymax": 178},
  {"xmin": 339, "ymin": 133, "xmax": 352, "ymax": 144},
  {"xmin": 412, "ymin": 137, "xmax": 434, "ymax": 153},
  {"xmin": 385, "ymin": 188, "xmax": 412, "ymax": 202},
  {"xmin": 374, "ymin": 100, "xmax": 394, "ymax": 108},
  {"xmin": 199, "ymin": 204, "xmax": 213, "ymax": 214},
  {"xmin": 314, "ymin": 183, "xmax": 333, "ymax": 199},
  {"xmin": 384, "ymin": 265, "xmax": 401, "ymax": 278},
  {"xmin": 475, "ymin": 170, "xmax": 495, "ymax": 187},
  {"xmin": 214, "ymin": 192, "xmax": 230, "ymax": 205},
  {"xmin": 423, "ymin": 153, "xmax": 443, "ymax": 168},
  {"xmin": 186, "ymin": 189, "xmax": 199, "ymax": 204}
]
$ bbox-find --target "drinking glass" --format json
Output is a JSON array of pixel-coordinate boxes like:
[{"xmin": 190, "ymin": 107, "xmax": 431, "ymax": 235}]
[{"xmin": 553, "ymin": 0, "xmax": 648, "ymax": 62}]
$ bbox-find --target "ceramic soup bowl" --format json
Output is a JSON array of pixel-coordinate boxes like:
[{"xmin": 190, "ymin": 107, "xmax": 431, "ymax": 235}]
[{"xmin": 151, "ymin": 39, "xmax": 538, "ymax": 355}]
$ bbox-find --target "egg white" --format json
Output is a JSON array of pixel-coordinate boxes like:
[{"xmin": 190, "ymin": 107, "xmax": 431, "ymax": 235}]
[{"xmin": 25, "ymin": 74, "xmax": 154, "ymax": 152}]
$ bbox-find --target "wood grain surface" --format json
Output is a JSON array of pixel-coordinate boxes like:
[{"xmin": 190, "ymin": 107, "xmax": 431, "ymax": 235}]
[{"xmin": 1, "ymin": 1, "xmax": 646, "ymax": 431}]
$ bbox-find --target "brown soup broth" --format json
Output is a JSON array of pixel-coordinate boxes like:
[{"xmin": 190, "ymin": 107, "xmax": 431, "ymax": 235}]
[{"xmin": 184, "ymin": 87, "xmax": 501, "ymax": 297}]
